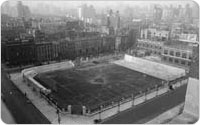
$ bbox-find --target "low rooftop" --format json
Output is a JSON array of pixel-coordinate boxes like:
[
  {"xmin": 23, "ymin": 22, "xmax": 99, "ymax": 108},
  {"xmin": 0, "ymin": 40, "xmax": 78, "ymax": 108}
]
[
  {"xmin": 164, "ymin": 41, "xmax": 193, "ymax": 51},
  {"xmin": 114, "ymin": 55, "xmax": 186, "ymax": 81}
]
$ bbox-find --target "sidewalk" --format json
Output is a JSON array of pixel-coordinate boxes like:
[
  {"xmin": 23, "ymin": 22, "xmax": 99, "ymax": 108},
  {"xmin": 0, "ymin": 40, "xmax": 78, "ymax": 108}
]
[{"xmin": 1, "ymin": 101, "xmax": 16, "ymax": 124}]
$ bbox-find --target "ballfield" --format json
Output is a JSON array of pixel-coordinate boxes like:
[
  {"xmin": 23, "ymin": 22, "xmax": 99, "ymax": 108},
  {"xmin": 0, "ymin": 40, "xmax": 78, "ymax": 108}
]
[
  {"xmin": 10, "ymin": 54, "xmax": 188, "ymax": 123},
  {"xmin": 34, "ymin": 63, "xmax": 163, "ymax": 114}
]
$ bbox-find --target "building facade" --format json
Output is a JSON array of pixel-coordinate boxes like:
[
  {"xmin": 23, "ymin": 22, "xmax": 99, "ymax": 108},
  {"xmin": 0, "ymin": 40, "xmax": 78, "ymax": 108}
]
[
  {"xmin": 2, "ymin": 34, "xmax": 134, "ymax": 67},
  {"xmin": 4, "ymin": 41, "xmax": 35, "ymax": 66},
  {"xmin": 137, "ymin": 39, "xmax": 163, "ymax": 55},
  {"xmin": 162, "ymin": 45, "xmax": 193, "ymax": 67}
]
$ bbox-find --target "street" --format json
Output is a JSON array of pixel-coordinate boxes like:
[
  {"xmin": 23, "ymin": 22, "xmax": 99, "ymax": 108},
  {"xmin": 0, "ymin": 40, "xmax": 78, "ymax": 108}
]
[
  {"xmin": 1, "ymin": 70, "xmax": 50, "ymax": 124},
  {"xmin": 102, "ymin": 84, "xmax": 187, "ymax": 124}
]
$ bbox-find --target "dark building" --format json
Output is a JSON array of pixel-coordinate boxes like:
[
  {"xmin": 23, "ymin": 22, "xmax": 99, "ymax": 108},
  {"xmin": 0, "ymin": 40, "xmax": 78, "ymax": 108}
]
[
  {"xmin": 189, "ymin": 44, "xmax": 199, "ymax": 79},
  {"xmin": 35, "ymin": 42, "xmax": 53, "ymax": 64},
  {"xmin": 2, "ymin": 32, "xmax": 137, "ymax": 67},
  {"xmin": 4, "ymin": 40, "xmax": 35, "ymax": 66},
  {"xmin": 34, "ymin": 30, "xmax": 46, "ymax": 43},
  {"xmin": 107, "ymin": 10, "xmax": 120, "ymax": 35}
]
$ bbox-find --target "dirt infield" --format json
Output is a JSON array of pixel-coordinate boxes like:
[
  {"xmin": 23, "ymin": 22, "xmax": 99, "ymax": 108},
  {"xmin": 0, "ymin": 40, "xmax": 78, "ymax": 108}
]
[{"xmin": 34, "ymin": 63, "xmax": 163, "ymax": 113}]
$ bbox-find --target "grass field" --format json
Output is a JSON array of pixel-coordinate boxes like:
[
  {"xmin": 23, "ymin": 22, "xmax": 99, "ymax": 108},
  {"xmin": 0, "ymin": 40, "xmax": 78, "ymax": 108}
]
[{"xmin": 35, "ymin": 63, "xmax": 163, "ymax": 112}]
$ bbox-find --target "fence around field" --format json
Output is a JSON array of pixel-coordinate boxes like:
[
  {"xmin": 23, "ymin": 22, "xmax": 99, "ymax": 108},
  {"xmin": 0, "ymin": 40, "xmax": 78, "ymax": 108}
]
[
  {"xmin": 22, "ymin": 61, "xmax": 74, "ymax": 75},
  {"xmin": 85, "ymin": 84, "xmax": 168, "ymax": 117},
  {"xmin": 26, "ymin": 76, "xmax": 188, "ymax": 118},
  {"xmin": 20, "ymin": 59, "xmax": 189, "ymax": 121},
  {"xmin": 84, "ymin": 77, "xmax": 188, "ymax": 119}
]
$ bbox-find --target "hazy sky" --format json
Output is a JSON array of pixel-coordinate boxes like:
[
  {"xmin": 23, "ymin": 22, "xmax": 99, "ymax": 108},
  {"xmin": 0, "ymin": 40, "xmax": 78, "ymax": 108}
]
[
  {"xmin": 19, "ymin": 0, "xmax": 195, "ymax": 9},
  {"xmin": 4, "ymin": 0, "xmax": 197, "ymax": 15}
]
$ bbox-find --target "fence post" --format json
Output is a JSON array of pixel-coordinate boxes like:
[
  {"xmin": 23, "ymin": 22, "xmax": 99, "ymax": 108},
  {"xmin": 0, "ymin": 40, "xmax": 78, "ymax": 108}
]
[
  {"xmin": 117, "ymin": 101, "xmax": 120, "ymax": 113},
  {"xmin": 145, "ymin": 90, "xmax": 147, "ymax": 101},
  {"xmin": 156, "ymin": 85, "xmax": 158, "ymax": 96},
  {"xmin": 56, "ymin": 109, "xmax": 61, "ymax": 124},
  {"xmin": 82, "ymin": 106, "xmax": 86, "ymax": 115},
  {"xmin": 68, "ymin": 105, "xmax": 71, "ymax": 114},
  {"xmin": 132, "ymin": 94, "xmax": 134, "ymax": 106},
  {"xmin": 99, "ymin": 105, "xmax": 103, "ymax": 120},
  {"xmin": 88, "ymin": 109, "xmax": 91, "ymax": 114}
]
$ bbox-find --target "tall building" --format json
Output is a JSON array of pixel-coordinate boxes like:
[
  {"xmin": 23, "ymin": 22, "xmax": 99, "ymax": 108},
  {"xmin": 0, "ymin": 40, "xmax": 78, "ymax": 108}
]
[
  {"xmin": 107, "ymin": 9, "xmax": 120, "ymax": 35},
  {"xmin": 17, "ymin": 1, "xmax": 31, "ymax": 18},
  {"xmin": 153, "ymin": 5, "xmax": 163, "ymax": 23},
  {"xmin": 1, "ymin": 1, "xmax": 18, "ymax": 17},
  {"xmin": 184, "ymin": 4, "xmax": 192, "ymax": 23},
  {"xmin": 78, "ymin": 4, "xmax": 96, "ymax": 24},
  {"xmin": 1, "ymin": 1, "xmax": 31, "ymax": 18}
]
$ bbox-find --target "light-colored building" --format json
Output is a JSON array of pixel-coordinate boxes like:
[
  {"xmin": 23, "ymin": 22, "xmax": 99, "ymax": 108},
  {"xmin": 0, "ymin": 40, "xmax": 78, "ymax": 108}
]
[
  {"xmin": 162, "ymin": 41, "xmax": 193, "ymax": 67},
  {"xmin": 140, "ymin": 28, "xmax": 170, "ymax": 41},
  {"xmin": 137, "ymin": 39, "xmax": 163, "ymax": 55},
  {"xmin": 78, "ymin": 4, "xmax": 96, "ymax": 24}
]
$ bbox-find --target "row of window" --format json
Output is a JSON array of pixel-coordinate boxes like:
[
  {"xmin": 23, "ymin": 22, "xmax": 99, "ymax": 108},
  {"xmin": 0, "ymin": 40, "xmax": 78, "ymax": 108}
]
[
  {"xmin": 163, "ymin": 49, "xmax": 192, "ymax": 59},
  {"xmin": 142, "ymin": 32, "xmax": 168, "ymax": 37},
  {"xmin": 163, "ymin": 56, "xmax": 191, "ymax": 66},
  {"xmin": 137, "ymin": 42, "xmax": 162, "ymax": 50}
]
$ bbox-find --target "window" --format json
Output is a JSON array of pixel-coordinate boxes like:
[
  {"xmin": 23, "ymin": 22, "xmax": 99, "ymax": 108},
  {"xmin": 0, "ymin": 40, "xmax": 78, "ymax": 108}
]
[
  {"xmin": 189, "ymin": 54, "xmax": 192, "ymax": 60},
  {"xmin": 92, "ymin": 47, "xmax": 95, "ymax": 52},
  {"xmin": 164, "ymin": 49, "xmax": 168, "ymax": 54},
  {"xmin": 175, "ymin": 52, "xmax": 181, "ymax": 57},
  {"xmin": 86, "ymin": 49, "xmax": 88, "ymax": 54},
  {"xmin": 181, "ymin": 60, "xmax": 186, "ymax": 65},
  {"xmin": 163, "ymin": 56, "xmax": 167, "ymax": 61},
  {"xmin": 162, "ymin": 37, "xmax": 166, "ymax": 41},
  {"xmin": 143, "ymin": 34, "xmax": 145, "ymax": 39},
  {"xmin": 175, "ymin": 59, "xmax": 179, "ymax": 63},
  {"xmin": 169, "ymin": 51, "xmax": 174, "ymax": 56},
  {"xmin": 169, "ymin": 58, "xmax": 173, "ymax": 62},
  {"xmin": 182, "ymin": 53, "xmax": 187, "ymax": 58}
]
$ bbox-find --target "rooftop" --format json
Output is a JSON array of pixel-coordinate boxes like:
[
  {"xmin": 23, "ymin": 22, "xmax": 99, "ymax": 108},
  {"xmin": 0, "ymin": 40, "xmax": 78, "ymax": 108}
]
[{"xmin": 164, "ymin": 41, "xmax": 193, "ymax": 51}]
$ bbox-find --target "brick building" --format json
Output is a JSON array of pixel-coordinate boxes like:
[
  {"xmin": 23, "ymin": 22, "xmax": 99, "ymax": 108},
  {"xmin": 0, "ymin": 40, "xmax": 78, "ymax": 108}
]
[
  {"xmin": 35, "ymin": 42, "xmax": 54, "ymax": 64},
  {"xmin": 4, "ymin": 41, "xmax": 35, "ymax": 66},
  {"xmin": 3, "ymin": 33, "xmax": 136, "ymax": 67}
]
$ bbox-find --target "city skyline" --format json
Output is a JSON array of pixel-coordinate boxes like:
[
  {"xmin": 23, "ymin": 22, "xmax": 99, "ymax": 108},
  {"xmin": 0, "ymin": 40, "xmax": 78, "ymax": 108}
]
[{"xmin": 2, "ymin": 0, "xmax": 198, "ymax": 15}]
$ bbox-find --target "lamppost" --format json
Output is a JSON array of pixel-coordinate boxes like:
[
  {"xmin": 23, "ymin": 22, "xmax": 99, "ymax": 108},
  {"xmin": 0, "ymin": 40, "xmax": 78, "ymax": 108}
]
[
  {"xmin": 99, "ymin": 105, "xmax": 103, "ymax": 120},
  {"xmin": 56, "ymin": 108, "xmax": 61, "ymax": 124}
]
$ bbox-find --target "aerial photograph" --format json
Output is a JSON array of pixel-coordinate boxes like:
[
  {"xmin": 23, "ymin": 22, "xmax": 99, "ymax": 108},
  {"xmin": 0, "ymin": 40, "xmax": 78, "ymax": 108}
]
[{"xmin": 1, "ymin": 0, "xmax": 199, "ymax": 124}]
